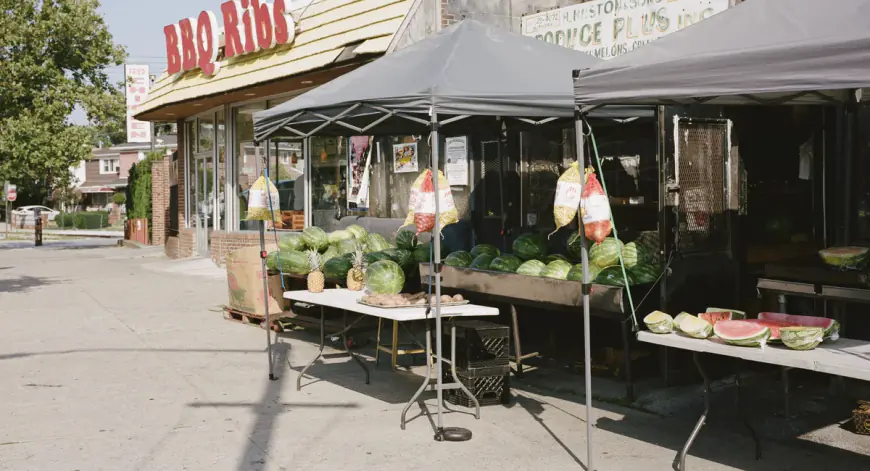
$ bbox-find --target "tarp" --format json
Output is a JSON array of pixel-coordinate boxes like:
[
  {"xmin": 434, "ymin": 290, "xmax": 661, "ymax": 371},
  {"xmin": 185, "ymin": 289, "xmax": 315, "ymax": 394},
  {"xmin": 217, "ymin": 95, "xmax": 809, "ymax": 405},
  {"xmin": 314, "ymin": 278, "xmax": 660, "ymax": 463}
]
[
  {"xmin": 573, "ymin": 0, "xmax": 870, "ymax": 107},
  {"xmin": 255, "ymin": 20, "xmax": 649, "ymax": 141}
]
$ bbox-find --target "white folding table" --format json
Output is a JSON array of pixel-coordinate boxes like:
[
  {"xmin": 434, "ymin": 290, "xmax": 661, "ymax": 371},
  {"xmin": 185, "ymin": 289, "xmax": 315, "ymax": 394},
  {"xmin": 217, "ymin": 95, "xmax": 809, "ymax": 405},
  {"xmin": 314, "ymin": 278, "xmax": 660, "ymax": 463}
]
[
  {"xmin": 284, "ymin": 289, "xmax": 499, "ymax": 429},
  {"xmin": 638, "ymin": 331, "xmax": 870, "ymax": 470}
]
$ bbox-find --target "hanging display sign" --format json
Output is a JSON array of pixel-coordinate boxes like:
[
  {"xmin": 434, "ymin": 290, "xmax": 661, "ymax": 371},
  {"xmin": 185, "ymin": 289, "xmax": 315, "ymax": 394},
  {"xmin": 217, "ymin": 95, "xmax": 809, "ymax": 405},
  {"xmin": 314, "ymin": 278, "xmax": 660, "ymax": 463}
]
[
  {"xmin": 164, "ymin": 0, "xmax": 296, "ymax": 77},
  {"xmin": 445, "ymin": 137, "xmax": 469, "ymax": 187},
  {"xmin": 393, "ymin": 143, "xmax": 419, "ymax": 174},
  {"xmin": 521, "ymin": 0, "xmax": 730, "ymax": 60},
  {"xmin": 125, "ymin": 64, "xmax": 151, "ymax": 143},
  {"xmin": 347, "ymin": 136, "xmax": 371, "ymax": 203}
]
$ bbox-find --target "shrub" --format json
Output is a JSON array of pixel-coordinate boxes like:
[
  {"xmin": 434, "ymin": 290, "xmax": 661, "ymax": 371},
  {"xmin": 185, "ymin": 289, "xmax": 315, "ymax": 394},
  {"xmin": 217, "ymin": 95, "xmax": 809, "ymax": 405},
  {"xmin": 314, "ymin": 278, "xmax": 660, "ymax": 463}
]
[
  {"xmin": 112, "ymin": 192, "xmax": 127, "ymax": 205},
  {"xmin": 71, "ymin": 211, "xmax": 110, "ymax": 229},
  {"xmin": 56, "ymin": 212, "xmax": 75, "ymax": 228}
]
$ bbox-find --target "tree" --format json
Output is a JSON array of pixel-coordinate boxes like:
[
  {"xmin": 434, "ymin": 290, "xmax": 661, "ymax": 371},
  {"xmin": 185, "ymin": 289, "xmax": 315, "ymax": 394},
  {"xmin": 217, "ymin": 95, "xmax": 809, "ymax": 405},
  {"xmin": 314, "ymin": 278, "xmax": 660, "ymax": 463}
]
[{"xmin": 0, "ymin": 0, "xmax": 127, "ymax": 203}]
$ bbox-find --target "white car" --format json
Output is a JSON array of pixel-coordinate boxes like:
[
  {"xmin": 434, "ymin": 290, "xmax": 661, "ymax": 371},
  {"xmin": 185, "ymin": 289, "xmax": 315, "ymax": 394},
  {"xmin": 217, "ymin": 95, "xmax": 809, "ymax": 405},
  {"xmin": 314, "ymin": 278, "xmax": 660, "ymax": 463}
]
[{"xmin": 12, "ymin": 205, "xmax": 60, "ymax": 222}]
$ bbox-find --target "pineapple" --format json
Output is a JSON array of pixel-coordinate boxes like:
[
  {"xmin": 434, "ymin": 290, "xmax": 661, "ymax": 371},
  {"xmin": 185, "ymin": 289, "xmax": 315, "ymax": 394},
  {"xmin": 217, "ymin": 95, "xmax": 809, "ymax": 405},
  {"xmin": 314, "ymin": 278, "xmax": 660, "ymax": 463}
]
[
  {"xmin": 347, "ymin": 244, "xmax": 365, "ymax": 292},
  {"xmin": 306, "ymin": 250, "xmax": 325, "ymax": 293}
]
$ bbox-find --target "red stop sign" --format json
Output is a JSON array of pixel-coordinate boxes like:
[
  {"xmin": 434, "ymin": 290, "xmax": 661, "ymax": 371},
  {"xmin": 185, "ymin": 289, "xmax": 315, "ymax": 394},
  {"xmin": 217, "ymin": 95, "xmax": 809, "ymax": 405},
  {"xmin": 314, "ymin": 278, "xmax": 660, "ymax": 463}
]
[{"xmin": 6, "ymin": 188, "xmax": 16, "ymax": 202}]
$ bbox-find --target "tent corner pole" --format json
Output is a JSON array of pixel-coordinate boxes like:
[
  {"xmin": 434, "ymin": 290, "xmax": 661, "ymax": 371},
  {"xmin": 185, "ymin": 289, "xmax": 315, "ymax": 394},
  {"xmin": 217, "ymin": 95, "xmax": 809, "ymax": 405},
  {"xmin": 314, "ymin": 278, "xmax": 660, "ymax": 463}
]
[
  {"xmin": 430, "ymin": 106, "xmax": 445, "ymax": 435},
  {"xmin": 574, "ymin": 110, "xmax": 595, "ymax": 471}
]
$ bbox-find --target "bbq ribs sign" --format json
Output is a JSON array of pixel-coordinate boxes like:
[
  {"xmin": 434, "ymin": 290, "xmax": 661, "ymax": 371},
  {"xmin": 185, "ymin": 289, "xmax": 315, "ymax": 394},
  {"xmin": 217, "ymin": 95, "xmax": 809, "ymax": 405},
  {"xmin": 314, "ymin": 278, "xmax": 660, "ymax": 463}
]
[{"xmin": 164, "ymin": 0, "xmax": 296, "ymax": 77}]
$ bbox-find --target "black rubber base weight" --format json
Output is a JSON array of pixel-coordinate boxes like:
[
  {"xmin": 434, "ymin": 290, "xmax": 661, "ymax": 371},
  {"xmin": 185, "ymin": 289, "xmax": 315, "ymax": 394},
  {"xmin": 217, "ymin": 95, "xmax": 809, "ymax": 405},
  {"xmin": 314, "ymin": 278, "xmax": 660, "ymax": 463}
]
[{"xmin": 434, "ymin": 427, "xmax": 472, "ymax": 442}]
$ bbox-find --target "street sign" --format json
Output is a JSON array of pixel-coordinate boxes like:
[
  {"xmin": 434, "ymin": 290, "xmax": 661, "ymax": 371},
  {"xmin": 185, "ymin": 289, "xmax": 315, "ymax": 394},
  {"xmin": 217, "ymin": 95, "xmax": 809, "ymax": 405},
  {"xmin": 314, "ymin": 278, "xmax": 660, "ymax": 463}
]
[{"xmin": 6, "ymin": 184, "xmax": 16, "ymax": 202}]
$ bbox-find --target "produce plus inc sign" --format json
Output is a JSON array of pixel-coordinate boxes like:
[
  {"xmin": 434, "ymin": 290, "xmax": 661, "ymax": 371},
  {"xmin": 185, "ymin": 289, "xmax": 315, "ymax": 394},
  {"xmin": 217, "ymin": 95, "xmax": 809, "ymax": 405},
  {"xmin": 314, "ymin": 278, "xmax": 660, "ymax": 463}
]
[{"xmin": 164, "ymin": 0, "xmax": 296, "ymax": 77}]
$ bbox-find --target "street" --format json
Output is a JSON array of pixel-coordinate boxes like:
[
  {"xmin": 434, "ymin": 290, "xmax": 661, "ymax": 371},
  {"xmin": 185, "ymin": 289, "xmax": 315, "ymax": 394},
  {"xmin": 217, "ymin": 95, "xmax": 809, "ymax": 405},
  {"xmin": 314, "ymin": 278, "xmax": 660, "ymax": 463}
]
[{"xmin": 1, "ymin": 240, "xmax": 867, "ymax": 471}]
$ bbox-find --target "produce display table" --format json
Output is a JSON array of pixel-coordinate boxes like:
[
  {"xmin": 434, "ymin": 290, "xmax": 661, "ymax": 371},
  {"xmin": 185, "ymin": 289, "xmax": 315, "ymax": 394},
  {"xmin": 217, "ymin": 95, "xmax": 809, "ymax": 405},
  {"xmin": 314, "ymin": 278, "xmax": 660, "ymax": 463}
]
[
  {"xmin": 283, "ymin": 289, "xmax": 499, "ymax": 430},
  {"xmin": 637, "ymin": 331, "xmax": 870, "ymax": 470}
]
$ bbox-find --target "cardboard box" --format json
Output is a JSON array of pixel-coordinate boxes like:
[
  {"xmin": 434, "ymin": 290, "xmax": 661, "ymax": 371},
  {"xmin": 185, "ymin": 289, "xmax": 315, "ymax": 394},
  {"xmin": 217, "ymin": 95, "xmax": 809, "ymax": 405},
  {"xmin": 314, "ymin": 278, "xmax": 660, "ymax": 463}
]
[{"xmin": 225, "ymin": 244, "xmax": 288, "ymax": 315}]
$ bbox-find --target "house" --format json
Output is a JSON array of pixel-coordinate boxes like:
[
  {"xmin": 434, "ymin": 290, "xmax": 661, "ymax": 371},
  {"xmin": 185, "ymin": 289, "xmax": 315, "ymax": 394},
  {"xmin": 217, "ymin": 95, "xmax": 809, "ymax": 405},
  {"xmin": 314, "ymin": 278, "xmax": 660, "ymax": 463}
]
[{"xmin": 78, "ymin": 136, "xmax": 177, "ymax": 210}]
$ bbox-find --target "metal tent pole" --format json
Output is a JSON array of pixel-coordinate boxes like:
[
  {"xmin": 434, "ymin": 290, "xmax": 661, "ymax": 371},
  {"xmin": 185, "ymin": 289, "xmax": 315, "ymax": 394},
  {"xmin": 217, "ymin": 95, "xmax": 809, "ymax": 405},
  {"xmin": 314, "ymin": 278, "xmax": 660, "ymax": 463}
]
[
  {"xmin": 259, "ymin": 221, "xmax": 278, "ymax": 381},
  {"xmin": 430, "ymin": 108, "xmax": 446, "ymax": 434},
  {"xmin": 575, "ymin": 113, "xmax": 595, "ymax": 471}
]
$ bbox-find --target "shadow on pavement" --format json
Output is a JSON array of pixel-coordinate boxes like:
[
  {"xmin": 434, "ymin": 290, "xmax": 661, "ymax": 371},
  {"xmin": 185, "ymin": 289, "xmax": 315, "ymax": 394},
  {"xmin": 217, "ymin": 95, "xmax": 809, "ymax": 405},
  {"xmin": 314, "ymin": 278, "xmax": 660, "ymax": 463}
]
[
  {"xmin": 0, "ymin": 347, "xmax": 268, "ymax": 361},
  {"xmin": 515, "ymin": 395, "xmax": 589, "ymax": 470},
  {"xmin": 0, "ymin": 275, "xmax": 67, "ymax": 294}
]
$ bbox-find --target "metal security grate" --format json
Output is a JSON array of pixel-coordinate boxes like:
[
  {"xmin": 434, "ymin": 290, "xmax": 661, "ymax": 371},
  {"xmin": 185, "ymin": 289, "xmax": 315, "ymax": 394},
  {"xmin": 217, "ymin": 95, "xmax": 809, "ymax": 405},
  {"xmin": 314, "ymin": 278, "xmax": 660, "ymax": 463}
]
[{"xmin": 675, "ymin": 120, "xmax": 729, "ymax": 252}]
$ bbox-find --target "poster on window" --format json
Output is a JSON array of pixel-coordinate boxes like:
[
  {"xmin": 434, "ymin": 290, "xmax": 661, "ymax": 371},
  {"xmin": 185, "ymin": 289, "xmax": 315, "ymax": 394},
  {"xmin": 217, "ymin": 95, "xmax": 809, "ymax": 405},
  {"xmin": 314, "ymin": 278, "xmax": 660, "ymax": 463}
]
[
  {"xmin": 393, "ymin": 143, "xmax": 418, "ymax": 174},
  {"xmin": 445, "ymin": 136, "xmax": 469, "ymax": 186},
  {"xmin": 348, "ymin": 136, "xmax": 371, "ymax": 203}
]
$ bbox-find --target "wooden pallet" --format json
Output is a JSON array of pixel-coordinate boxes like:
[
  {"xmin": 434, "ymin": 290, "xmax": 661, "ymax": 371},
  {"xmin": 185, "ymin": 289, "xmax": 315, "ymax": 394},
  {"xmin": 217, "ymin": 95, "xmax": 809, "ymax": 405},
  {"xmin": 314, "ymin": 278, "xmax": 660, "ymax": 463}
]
[{"xmin": 222, "ymin": 307, "xmax": 295, "ymax": 332}]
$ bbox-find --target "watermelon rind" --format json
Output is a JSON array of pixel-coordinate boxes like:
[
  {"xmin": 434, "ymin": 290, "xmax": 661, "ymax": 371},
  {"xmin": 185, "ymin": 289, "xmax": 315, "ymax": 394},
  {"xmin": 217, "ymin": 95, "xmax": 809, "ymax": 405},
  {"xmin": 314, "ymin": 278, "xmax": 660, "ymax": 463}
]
[
  {"xmin": 364, "ymin": 260, "xmax": 405, "ymax": 295},
  {"xmin": 589, "ymin": 237, "xmax": 624, "ymax": 268},
  {"xmin": 327, "ymin": 230, "xmax": 354, "ymax": 245},
  {"xmin": 542, "ymin": 260, "xmax": 573, "ymax": 280},
  {"xmin": 517, "ymin": 260, "xmax": 547, "ymax": 277},
  {"xmin": 470, "ymin": 244, "xmax": 500, "ymax": 258},
  {"xmin": 323, "ymin": 257, "xmax": 353, "ymax": 280},
  {"xmin": 673, "ymin": 312, "xmax": 693, "ymax": 332},
  {"xmin": 444, "ymin": 251, "xmax": 473, "ymax": 268},
  {"xmin": 277, "ymin": 233, "xmax": 306, "ymax": 252},
  {"xmin": 644, "ymin": 311, "xmax": 673, "ymax": 334},
  {"xmin": 470, "ymin": 254, "xmax": 496, "ymax": 270},
  {"xmin": 780, "ymin": 327, "xmax": 824, "ymax": 351},
  {"xmin": 758, "ymin": 312, "xmax": 839, "ymax": 340},
  {"xmin": 714, "ymin": 320, "xmax": 771, "ymax": 348},
  {"xmin": 346, "ymin": 224, "xmax": 368, "ymax": 240},
  {"xmin": 513, "ymin": 233, "xmax": 548, "ymax": 261},
  {"xmin": 566, "ymin": 263, "xmax": 601, "ymax": 282},
  {"xmin": 818, "ymin": 246, "xmax": 869, "ymax": 270},
  {"xmin": 623, "ymin": 242, "xmax": 650, "ymax": 269},
  {"xmin": 302, "ymin": 227, "xmax": 330, "ymax": 252},
  {"xmin": 706, "ymin": 307, "xmax": 747, "ymax": 320},
  {"xmin": 395, "ymin": 229, "xmax": 418, "ymax": 250},
  {"xmin": 596, "ymin": 266, "xmax": 635, "ymax": 287},
  {"xmin": 679, "ymin": 315, "xmax": 713, "ymax": 339},
  {"xmin": 490, "ymin": 255, "xmax": 522, "ymax": 273},
  {"xmin": 544, "ymin": 254, "xmax": 570, "ymax": 264},
  {"xmin": 365, "ymin": 233, "xmax": 393, "ymax": 253},
  {"xmin": 630, "ymin": 263, "xmax": 660, "ymax": 285}
]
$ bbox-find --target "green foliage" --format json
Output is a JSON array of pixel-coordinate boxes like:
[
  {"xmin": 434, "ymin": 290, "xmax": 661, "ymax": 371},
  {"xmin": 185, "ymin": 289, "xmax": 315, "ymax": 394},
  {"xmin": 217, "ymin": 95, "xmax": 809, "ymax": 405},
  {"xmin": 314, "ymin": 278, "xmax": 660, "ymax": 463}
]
[
  {"xmin": 112, "ymin": 192, "xmax": 127, "ymax": 205},
  {"xmin": 0, "ymin": 0, "xmax": 127, "ymax": 200},
  {"xmin": 56, "ymin": 212, "xmax": 75, "ymax": 228},
  {"xmin": 65, "ymin": 211, "xmax": 110, "ymax": 229},
  {"xmin": 126, "ymin": 151, "xmax": 164, "ymax": 220}
]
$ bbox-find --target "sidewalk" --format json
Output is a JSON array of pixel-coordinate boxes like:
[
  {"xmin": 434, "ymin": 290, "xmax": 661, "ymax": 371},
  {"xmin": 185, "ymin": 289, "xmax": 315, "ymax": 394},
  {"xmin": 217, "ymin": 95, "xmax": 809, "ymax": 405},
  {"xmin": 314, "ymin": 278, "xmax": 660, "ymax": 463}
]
[
  {"xmin": 0, "ymin": 222, "xmax": 123, "ymax": 238},
  {"xmin": 0, "ymin": 244, "xmax": 867, "ymax": 471}
]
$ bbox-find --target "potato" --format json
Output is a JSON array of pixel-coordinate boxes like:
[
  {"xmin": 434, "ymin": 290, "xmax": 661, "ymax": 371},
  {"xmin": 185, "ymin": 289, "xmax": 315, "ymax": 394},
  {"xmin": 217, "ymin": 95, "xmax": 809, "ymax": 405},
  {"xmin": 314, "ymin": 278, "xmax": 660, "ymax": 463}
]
[
  {"xmin": 414, "ymin": 298, "xmax": 427, "ymax": 305},
  {"xmin": 452, "ymin": 294, "xmax": 465, "ymax": 302},
  {"xmin": 441, "ymin": 295, "xmax": 453, "ymax": 303}
]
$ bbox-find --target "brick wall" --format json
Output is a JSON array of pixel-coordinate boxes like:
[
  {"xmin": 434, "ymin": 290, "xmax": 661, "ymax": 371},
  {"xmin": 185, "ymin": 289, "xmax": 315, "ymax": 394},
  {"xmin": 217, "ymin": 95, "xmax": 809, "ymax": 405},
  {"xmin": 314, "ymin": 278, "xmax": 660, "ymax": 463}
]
[
  {"xmin": 165, "ymin": 228, "xmax": 195, "ymax": 259},
  {"xmin": 441, "ymin": 0, "xmax": 458, "ymax": 29},
  {"xmin": 151, "ymin": 155, "xmax": 171, "ymax": 246},
  {"xmin": 211, "ymin": 231, "xmax": 262, "ymax": 266}
]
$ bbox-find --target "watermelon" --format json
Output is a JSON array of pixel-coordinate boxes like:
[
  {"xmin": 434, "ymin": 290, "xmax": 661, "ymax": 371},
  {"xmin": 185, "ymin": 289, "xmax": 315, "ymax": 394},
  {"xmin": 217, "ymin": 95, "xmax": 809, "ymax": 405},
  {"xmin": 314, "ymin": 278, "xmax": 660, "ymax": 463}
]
[
  {"xmin": 544, "ymin": 254, "xmax": 570, "ymax": 264},
  {"xmin": 743, "ymin": 319, "xmax": 796, "ymax": 341},
  {"xmin": 595, "ymin": 266, "xmax": 635, "ymax": 287},
  {"xmin": 383, "ymin": 248, "xmax": 413, "ymax": 268},
  {"xmin": 542, "ymin": 260, "xmax": 573, "ymax": 280},
  {"xmin": 346, "ymin": 224, "xmax": 367, "ymax": 240},
  {"xmin": 277, "ymin": 233, "xmax": 305, "ymax": 252},
  {"xmin": 644, "ymin": 311, "xmax": 674, "ymax": 334},
  {"xmin": 265, "ymin": 251, "xmax": 280, "ymax": 271},
  {"xmin": 699, "ymin": 311, "xmax": 738, "ymax": 327},
  {"xmin": 630, "ymin": 264, "xmax": 660, "ymax": 285},
  {"xmin": 395, "ymin": 229, "xmax": 418, "ymax": 250},
  {"xmin": 365, "ymin": 233, "xmax": 393, "ymax": 252},
  {"xmin": 470, "ymin": 244, "xmax": 500, "ymax": 258},
  {"xmin": 365, "ymin": 260, "xmax": 405, "ymax": 295},
  {"xmin": 320, "ymin": 245, "xmax": 340, "ymax": 264},
  {"xmin": 589, "ymin": 237, "xmax": 624, "ymax": 268},
  {"xmin": 272, "ymin": 250, "xmax": 310, "ymax": 275},
  {"xmin": 713, "ymin": 320, "xmax": 771, "ymax": 347},
  {"xmin": 365, "ymin": 251, "xmax": 392, "ymax": 265},
  {"xmin": 444, "ymin": 251, "xmax": 473, "ymax": 268},
  {"xmin": 513, "ymin": 233, "xmax": 548, "ymax": 261},
  {"xmin": 302, "ymin": 227, "xmax": 330, "ymax": 252},
  {"xmin": 623, "ymin": 242, "xmax": 650, "ymax": 268},
  {"xmin": 678, "ymin": 315, "xmax": 713, "ymax": 339},
  {"xmin": 673, "ymin": 312, "xmax": 693, "ymax": 332},
  {"xmin": 780, "ymin": 327, "xmax": 825, "ymax": 351},
  {"xmin": 323, "ymin": 257, "xmax": 353, "ymax": 280},
  {"xmin": 567, "ymin": 263, "xmax": 601, "ymax": 282},
  {"xmin": 470, "ymin": 254, "xmax": 495, "ymax": 270},
  {"xmin": 757, "ymin": 312, "xmax": 839, "ymax": 340},
  {"xmin": 706, "ymin": 307, "xmax": 746, "ymax": 320},
  {"xmin": 566, "ymin": 232, "xmax": 587, "ymax": 261},
  {"xmin": 336, "ymin": 238, "xmax": 361, "ymax": 256},
  {"xmin": 818, "ymin": 246, "xmax": 869, "ymax": 270},
  {"xmin": 490, "ymin": 255, "xmax": 522, "ymax": 273},
  {"xmin": 412, "ymin": 243, "xmax": 431, "ymax": 264},
  {"xmin": 517, "ymin": 260, "xmax": 547, "ymax": 277},
  {"xmin": 327, "ymin": 230, "xmax": 354, "ymax": 245}
]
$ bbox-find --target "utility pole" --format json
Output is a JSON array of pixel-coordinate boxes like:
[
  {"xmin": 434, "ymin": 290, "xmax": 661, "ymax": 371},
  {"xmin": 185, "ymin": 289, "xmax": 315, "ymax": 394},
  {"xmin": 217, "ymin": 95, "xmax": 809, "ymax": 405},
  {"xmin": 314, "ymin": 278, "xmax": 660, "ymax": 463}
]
[{"xmin": 150, "ymin": 75, "xmax": 157, "ymax": 153}]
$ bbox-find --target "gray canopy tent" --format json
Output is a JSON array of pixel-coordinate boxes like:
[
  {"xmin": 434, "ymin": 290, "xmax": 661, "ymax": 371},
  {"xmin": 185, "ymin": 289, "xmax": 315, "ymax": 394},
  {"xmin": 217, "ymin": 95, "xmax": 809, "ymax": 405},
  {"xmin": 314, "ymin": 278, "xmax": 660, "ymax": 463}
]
[
  {"xmin": 573, "ymin": 1, "xmax": 870, "ymax": 469},
  {"xmin": 255, "ymin": 18, "xmax": 624, "ymax": 461}
]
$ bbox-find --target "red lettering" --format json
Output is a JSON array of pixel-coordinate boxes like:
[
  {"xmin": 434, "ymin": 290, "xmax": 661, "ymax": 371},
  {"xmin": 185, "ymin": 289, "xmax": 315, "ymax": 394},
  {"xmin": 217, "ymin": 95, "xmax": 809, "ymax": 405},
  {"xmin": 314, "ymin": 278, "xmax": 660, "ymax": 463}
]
[
  {"xmin": 241, "ymin": 0, "xmax": 258, "ymax": 53},
  {"xmin": 221, "ymin": 1, "xmax": 244, "ymax": 58},
  {"xmin": 163, "ymin": 24, "xmax": 182, "ymax": 74},
  {"xmin": 196, "ymin": 11, "xmax": 220, "ymax": 76},
  {"xmin": 252, "ymin": 0, "xmax": 275, "ymax": 50},
  {"xmin": 273, "ymin": 0, "xmax": 295, "ymax": 45},
  {"xmin": 178, "ymin": 18, "xmax": 198, "ymax": 71}
]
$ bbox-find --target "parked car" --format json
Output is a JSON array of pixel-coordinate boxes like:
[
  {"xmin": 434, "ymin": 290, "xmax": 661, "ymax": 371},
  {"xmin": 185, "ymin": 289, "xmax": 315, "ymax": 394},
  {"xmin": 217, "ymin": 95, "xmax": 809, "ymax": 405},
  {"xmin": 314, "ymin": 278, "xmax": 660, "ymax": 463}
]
[{"xmin": 12, "ymin": 205, "xmax": 60, "ymax": 225}]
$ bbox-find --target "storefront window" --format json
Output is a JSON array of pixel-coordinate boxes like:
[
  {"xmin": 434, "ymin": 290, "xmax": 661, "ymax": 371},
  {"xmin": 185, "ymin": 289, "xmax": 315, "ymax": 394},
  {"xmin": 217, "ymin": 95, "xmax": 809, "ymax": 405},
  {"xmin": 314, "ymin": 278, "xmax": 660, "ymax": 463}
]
[
  {"xmin": 234, "ymin": 103, "xmax": 267, "ymax": 230},
  {"xmin": 310, "ymin": 136, "xmax": 347, "ymax": 228},
  {"xmin": 217, "ymin": 109, "xmax": 226, "ymax": 231},
  {"xmin": 186, "ymin": 120, "xmax": 197, "ymax": 228}
]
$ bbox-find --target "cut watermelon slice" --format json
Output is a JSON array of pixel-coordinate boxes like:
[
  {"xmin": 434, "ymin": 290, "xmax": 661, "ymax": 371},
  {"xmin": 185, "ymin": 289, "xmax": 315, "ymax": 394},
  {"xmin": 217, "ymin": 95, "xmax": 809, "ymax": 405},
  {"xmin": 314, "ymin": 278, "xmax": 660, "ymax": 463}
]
[
  {"xmin": 758, "ymin": 313, "xmax": 839, "ymax": 340},
  {"xmin": 743, "ymin": 319, "xmax": 796, "ymax": 341},
  {"xmin": 706, "ymin": 307, "xmax": 746, "ymax": 319},
  {"xmin": 699, "ymin": 311, "xmax": 737, "ymax": 327},
  {"xmin": 713, "ymin": 320, "xmax": 771, "ymax": 348}
]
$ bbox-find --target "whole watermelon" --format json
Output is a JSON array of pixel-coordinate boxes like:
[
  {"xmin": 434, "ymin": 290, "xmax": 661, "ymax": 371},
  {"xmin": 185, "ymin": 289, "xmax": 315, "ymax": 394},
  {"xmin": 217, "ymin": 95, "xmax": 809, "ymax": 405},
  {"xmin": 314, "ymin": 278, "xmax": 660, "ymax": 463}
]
[
  {"xmin": 544, "ymin": 254, "xmax": 570, "ymax": 264},
  {"xmin": 512, "ymin": 233, "xmax": 548, "ymax": 261},
  {"xmin": 470, "ymin": 254, "xmax": 495, "ymax": 270},
  {"xmin": 346, "ymin": 224, "xmax": 368, "ymax": 240},
  {"xmin": 589, "ymin": 237, "xmax": 624, "ymax": 268},
  {"xmin": 302, "ymin": 227, "xmax": 329, "ymax": 252},
  {"xmin": 566, "ymin": 232, "xmax": 589, "ymax": 261},
  {"xmin": 320, "ymin": 245, "xmax": 340, "ymax": 264},
  {"xmin": 470, "ymin": 244, "xmax": 500, "ymax": 258},
  {"xmin": 490, "ymin": 255, "xmax": 522, "ymax": 273},
  {"xmin": 444, "ymin": 251, "xmax": 473, "ymax": 267},
  {"xmin": 567, "ymin": 263, "xmax": 602, "ymax": 282},
  {"xmin": 395, "ymin": 230, "xmax": 418, "ymax": 250},
  {"xmin": 412, "ymin": 243, "xmax": 431, "ymax": 263},
  {"xmin": 337, "ymin": 238, "xmax": 361, "ymax": 256},
  {"xmin": 542, "ymin": 260, "xmax": 573, "ymax": 280},
  {"xmin": 277, "ymin": 233, "xmax": 305, "ymax": 252},
  {"xmin": 630, "ymin": 263, "xmax": 660, "ymax": 284},
  {"xmin": 327, "ymin": 230, "xmax": 354, "ymax": 245},
  {"xmin": 274, "ymin": 250, "xmax": 310, "ymax": 275},
  {"xmin": 365, "ymin": 260, "xmax": 406, "ymax": 295},
  {"xmin": 365, "ymin": 251, "xmax": 392, "ymax": 265},
  {"xmin": 323, "ymin": 257, "xmax": 353, "ymax": 280},
  {"xmin": 517, "ymin": 260, "xmax": 546, "ymax": 277},
  {"xmin": 596, "ymin": 266, "xmax": 635, "ymax": 287},
  {"xmin": 383, "ymin": 248, "xmax": 413, "ymax": 267},
  {"xmin": 623, "ymin": 242, "xmax": 650, "ymax": 268},
  {"xmin": 365, "ymin": 233, "xmax": 392, "ymax": 252},
  {"xmin": 265, "ymin": 251, "xmax": 280, "ymax": 271}
]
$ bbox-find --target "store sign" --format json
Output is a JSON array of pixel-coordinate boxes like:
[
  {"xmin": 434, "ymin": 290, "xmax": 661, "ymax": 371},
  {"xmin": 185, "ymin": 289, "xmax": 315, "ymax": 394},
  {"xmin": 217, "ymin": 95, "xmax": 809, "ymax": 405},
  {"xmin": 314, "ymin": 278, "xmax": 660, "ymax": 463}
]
[
  {"xmin": 164, "ymin": 0, "xmax": 296, "ymax": 77},
  {"xmin": 125, "ymin": 64, "xmax": 152, "ymax": 143},
  {"xmin": 521, "ymin": 0, "xmax": 730, "ymax": 60}
]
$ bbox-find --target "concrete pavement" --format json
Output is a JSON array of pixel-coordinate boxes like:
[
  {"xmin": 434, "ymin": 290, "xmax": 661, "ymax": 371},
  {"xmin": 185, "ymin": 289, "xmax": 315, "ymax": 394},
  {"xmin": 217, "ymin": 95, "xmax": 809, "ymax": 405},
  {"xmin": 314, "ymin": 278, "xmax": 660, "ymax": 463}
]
[{"xmin": 0, "ymin": 239, "xmax": 867, "ymax": 471}]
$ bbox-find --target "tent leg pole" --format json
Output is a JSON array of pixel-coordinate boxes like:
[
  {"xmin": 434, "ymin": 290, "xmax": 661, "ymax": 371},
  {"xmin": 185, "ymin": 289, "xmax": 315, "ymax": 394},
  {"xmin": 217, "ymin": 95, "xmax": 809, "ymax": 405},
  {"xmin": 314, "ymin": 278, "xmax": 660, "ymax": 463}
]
[
  {"xmin": 677, "ymin": 352, "xmax": 709, "ymax": 471},
  {"xmin": 260, "ymin": 221, "xmax": 277, "ymax": 382},
  {"xmin": 575, "ymin": 114, "xmax": 595, "ymax": 470}
]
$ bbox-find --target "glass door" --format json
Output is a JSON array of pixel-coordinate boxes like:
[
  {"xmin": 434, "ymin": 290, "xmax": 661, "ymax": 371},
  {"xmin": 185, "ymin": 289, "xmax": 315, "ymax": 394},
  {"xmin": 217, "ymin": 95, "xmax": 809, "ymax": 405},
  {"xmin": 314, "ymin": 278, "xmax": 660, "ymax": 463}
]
[{"xmin": 195, "ymin": 118, "xmax": 215, "ymax": 256}]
